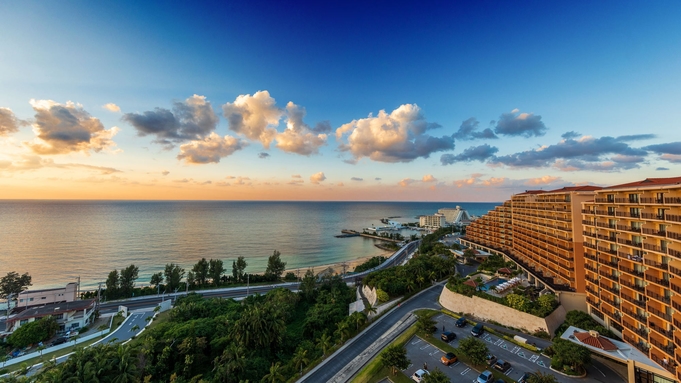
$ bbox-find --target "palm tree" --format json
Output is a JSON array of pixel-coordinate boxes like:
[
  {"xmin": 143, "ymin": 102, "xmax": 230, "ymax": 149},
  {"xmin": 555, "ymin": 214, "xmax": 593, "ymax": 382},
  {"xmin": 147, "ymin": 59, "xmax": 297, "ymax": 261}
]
[
  {"xmin": 350, "ymin": 311, "xmax": 367, "ymax": 330},
  {"xmin": 213, "ymin": 342, "xmax": 246, "ymax": 381},
  {"xmin": 110, "ymin": 345, "xmax": 139, "ymax": 383},
  {"xmin": 405, "ymin": 279, "xmax": 415, "ymax": 292},
  {"xmin": 416, "ymin": 274, "xmax": 425, "ymax": 287},
  {"xmin": 316, "ymin": 332, "xmax": 332, "ymax": 356},
  {"xmin": 428, "ymin": 270, "xmax": 437, "ymax": 284},
  {"xmin": 261, "ymin": 362, "xmax": 285, "ymax": 383},
  {"xmin": 292, "ymin": 348, "xmax": 310, "ymax": 377},
  {"xmin": 364, "ymin": 301, "xmax": 378, "ymax": 318},
  {"xmin": 334, "ymin": 321, "xmax": 351, "ymax": 342}
]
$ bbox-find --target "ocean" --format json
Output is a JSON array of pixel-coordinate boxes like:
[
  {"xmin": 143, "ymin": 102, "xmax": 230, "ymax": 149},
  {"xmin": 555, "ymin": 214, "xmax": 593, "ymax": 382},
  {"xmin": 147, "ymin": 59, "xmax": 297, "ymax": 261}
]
[{"xmin": 0, "ymin": 200, "xmax": 499, "ymax": 291}]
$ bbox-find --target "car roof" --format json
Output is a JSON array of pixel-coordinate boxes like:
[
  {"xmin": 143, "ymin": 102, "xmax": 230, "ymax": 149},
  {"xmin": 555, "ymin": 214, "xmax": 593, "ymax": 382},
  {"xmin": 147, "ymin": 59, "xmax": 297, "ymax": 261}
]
[
  {"xmin": 481, "ymin": 371, "xmax": 492, "ymax": 376},
  {"xmin": 445, "ymin": 352, "xmax": 456, "ymax": 357}
]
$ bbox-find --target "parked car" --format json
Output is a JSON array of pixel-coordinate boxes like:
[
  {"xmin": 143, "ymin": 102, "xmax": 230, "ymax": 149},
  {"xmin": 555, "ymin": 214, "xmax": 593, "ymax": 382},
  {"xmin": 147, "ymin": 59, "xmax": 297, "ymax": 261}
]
[
  {"xmin": 486, "ymin": 353, "xmax": 497, "ymax": 366},
  {"xmin": 412, "ymin": 368, "xmax": 430, "ymax": 382},
  {"xmin": 476, "ymin": 370, "xmax": 494, "ymax": 383},
  {"xmin": 50, "ymin": 337, "xmax": 68, "ymax": 346},
  {"xmin": 440, "ymin": 352, "xmax": 458, "ymax": 366},
  {"xmin": 518, "ymin": 372, "xmax": 537, "ymax": 383},
  {"xmin": 441, "ymin": 331, "xmax": 456, "ymax": 342},
  {"xmin": 493, "ymin": 359, "xmax": 512, "ymax": 372},
  {"xmin": 456, "ymin": 317, "xmax": 467, "ymax": 327},
  {"xmin": 471, "ymin": 323, "xmax": 485, "ymax": 337}
]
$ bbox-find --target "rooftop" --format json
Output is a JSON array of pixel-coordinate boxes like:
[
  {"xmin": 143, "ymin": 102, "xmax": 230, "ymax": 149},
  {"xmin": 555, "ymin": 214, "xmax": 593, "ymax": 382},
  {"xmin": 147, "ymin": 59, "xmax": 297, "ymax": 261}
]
[
  {"xmin": 603, "ymin": 176, "xmax": 681, "ymax": 190},
  {"xmin": 9, "ymin": 299, "xmax": 95, "ymax": 323},
  {"xmin": 545, "ymin": 185, "xmax": 602, "ymax": 193}
]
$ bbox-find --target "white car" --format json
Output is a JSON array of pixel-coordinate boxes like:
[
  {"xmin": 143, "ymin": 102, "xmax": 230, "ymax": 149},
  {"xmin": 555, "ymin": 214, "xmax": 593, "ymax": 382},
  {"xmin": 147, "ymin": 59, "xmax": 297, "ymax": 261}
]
[{"xmin": 412, "ymin": 368, "xmax": 430, "ymax": 382}]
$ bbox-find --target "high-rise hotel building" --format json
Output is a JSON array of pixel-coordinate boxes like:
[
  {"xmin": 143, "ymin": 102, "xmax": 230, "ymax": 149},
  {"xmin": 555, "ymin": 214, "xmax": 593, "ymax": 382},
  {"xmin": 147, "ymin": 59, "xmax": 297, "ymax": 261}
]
[
  {"xmin": 582, "ymin": 177, "xmax": 681, "ymax": 380},
  {"xmin": 461, "ymin": 177, "xmax": 681, "ymax": 382}
]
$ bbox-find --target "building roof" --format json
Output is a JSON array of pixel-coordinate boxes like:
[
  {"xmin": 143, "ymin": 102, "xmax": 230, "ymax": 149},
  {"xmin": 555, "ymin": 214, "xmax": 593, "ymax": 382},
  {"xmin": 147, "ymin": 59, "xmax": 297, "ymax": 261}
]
[
  {"xmin": 9, "ymin": 299, "xmax": 95, "ymax": 323},
  {"xmin": 463, "ymin": 280, "xmax": 478, "ymax": 287},
  {"xmin": 545, "ymin": 185, "xmax": 602, "ymax": 193},
  {"xmin": 603, "ymin": 176, "xmax": 681, "ymax": 190},
  {"xmin": 516, "ymin": 190, "xmax": 545, "ymax": 195},
  {"xmin": 19, "ymin": 282, "xmax": 77, "ymax": 295},
  {"xmin": 573, "ymin": 330, "xmax": 618, "ymax": 351},
  {"xmin": 498, "ymin": 267, "xmax": 513, "ymax": 275}
]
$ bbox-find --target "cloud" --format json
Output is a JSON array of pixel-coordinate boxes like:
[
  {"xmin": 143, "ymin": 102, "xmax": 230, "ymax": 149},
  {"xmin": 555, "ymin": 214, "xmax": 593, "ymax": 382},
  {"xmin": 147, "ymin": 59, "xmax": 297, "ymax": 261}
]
[
  {"xmin": 525, "ymin": 175, "xmax": 561, "ymax": 185},
  {"xmin": 351, "ymin": 177, "xmax": 363, "ymax": 181},
  {"xmin": 310, "ymin": 172, "xmax": 326, "ymax": 184},
  {"xmin": 103, "ymin": 103, "xmax": 121, "ymax": 112},
  {"xmin": 312, "ymin": 121, "xmax": 332, "ymax": 134},
  {"xmin": 453, "ymin": 173, "xmax": 567, "ymax": 189},
  {"xmin": 453, "ymin": 118, "xmax": 498, "ymax": 140},
  {"xmin": 657, "ymin": 167, "xmax": 670, "ymax": 171},
  {"xmin": 644, "ymin": 142, "xmax": 681, "ymax": 155},
  {"xmin": 0, "ymin": 107, "xmax": 23, "ymax": 136},
  {"xmin": 422, "ymin": 174, "xmax": 437, "ymax": 183},
  {"xmin": 398, "ymin": 178, "xmax": 416, "ymax": 187},
  {"xmin": 288, "ymin": 179, "xmax": 304, "ymax": 185},
  {"xmin": 440, "ymin": 144, "xmax": 499, "ymax": 165},
  {"xmin": 337, "ymin": 182, "xmax": 344, "ymax": 187},
  {"xmin": 258, "ymin": 152, "xmax": 270, "ymax": 159},
  {"xmin": 491, "ymin": 135, "xmax": 647, "ymax": 171},
  {"xmin": 660, "ymin": 154, "xmax": 681, "ymax": 163},
  {"xmin": 561, "ymin": 131, "xmax": 580, "ymax": 140},
  {"xmin": 375, "ymin": 177, "xmax": 381, "ymax": 181},
  {"xmin": 222, "ymin": 91, "xmax": 282, "ymax": 148},
  {"xmin": 0, "ymin": 154, "xmax": 121, "ymax": 174},
  {"xmin": 123, "ymin": 94, "xmax": 218, "ymax": 147},
  {"xmin": 162, "ymin": 170, "xmax": 170, "ymax": 176},
  {"xmin": 292, "ymin": 174, "xmax": 301, "ymax": 178},
  {"xmin": 177, "ymin": 132, "xmax": 246, "ymax": 164},
  {"xmin": 616, "ymin": 134, "xmax": 656, "ymax": 142},
  {"xmin": 25, "ymin": 99, "xmax": 119, "ymax": 155},
  {"xmin": 494, "ymin": 109, "xmax": 547, "ymax": 137},
  {"xmin": 336, "ymin": 104, "xmax": 453, "ymax": 163},
  {"xmin": 274, "ymin": 102, "xmax": 327, "ymax": 155}
]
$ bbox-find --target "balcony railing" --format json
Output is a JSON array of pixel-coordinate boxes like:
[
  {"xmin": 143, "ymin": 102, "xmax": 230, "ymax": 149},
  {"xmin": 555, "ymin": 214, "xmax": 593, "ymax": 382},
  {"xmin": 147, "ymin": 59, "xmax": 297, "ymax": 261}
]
[
  {"xmin": 651, "ymin": 354, "xmax": 676, "ymax": 373},
  {"xmin": 619, "ymin": 265, "xmax": 644, "ymax": 277},
  {"xmin": 665, "ymin": 197, "xmax": 681, "ymax": 205},
  {"xmin": 646, "ymin": 289, "xmax": 671, "ymax": 304},
  {"xmin": 617, "ymin": 238, "xmax": 643, "ymax": 248},
  {"xmin": 621, "ymin": 293, "xmax": 647, "ymax": 309},
  {"xmin": 620, "ymin": 279, "xmax": 645, "ymax": 293},
  {"xmin": 622, "ymin": 307, "xmax": 648, "ymax": 323},
  {"xmin": 617, "ymin": 225, "xmax": 642, "ymax": 233},
  {"xmin": 646, "ymin": 274, "xmax": 670, "ymax": 287},
  {"xmin": 648, "ymin": 306, "xmax": 672, "ymax": 322}
]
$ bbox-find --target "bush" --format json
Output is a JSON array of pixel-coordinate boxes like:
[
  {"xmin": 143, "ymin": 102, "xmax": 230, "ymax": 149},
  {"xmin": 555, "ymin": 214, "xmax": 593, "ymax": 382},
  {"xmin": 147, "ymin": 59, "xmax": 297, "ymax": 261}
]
[
  {"xmin": 376, "ymin": 289, "xmax": 389, "ymax": 303},
  {"xmin": 284, "ymin": 272, "xmax": 298, "ymax": 282},
  {"xmin": 8, "ymin": 316, "xmax": 58, "ymax": 348},
  {"xmin": 354, "ymin": 256, "xmax": 387, "ymax": 273},
  {"xmin": 78, "ymin": 326, "xmax": 89, "ymax": 334}
]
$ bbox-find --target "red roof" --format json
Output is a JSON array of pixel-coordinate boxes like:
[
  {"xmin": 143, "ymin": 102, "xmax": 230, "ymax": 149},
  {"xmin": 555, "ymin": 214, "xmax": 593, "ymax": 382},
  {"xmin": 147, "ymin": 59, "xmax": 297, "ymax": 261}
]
[
  {"xmin": 603, "ymin": 177, "xmax": 681, "ymax": 190},
  {"xmin": 573, "ymin": 331, "xmax": 618, "ymax": 351},
  {"xmin": 498, "ymin": 267, "xmax": 513, "ymax": 274},
  {"xmin": 546, "ymin": 185, "xmax": 602, "ymax": 193},
  {"xmin": 463, "ymin": 280, "xmax": 478, "ymax": 287},
  {"xmin": 517, "ymin": 190, "xmax": 546, "ymax": 195}
]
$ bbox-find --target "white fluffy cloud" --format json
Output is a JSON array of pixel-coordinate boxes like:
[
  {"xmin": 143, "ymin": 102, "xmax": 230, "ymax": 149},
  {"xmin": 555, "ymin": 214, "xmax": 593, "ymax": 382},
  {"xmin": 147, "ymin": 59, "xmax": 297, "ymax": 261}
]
[
  {"xmin": 274, "ymin": 102, "xmax": 327, "ymax": 155},
  {"xmin": 177, "ymin": 132, "xmax": 247, "ymax": 164},
  {"xmin": 0, "ymin": 107, "xmax": 22, "ymax": 136},
  {"xmin": 336, "ymin": 104, "xmax": 453, "ymax": 163},
  {"xmin": 103, "ymin": 103, "xmax": 121, "ymax": 112},
  {"xmin": 26, "ymin": 99, "xmax": 119, "ymax": 155},
  {"xmin": 310, "ymin": 172, "xmax": 326, "ymax": 184},
  {"xmin": 222, "ymin": 91, "xmax": 283, "ymax": 148},
  {"xmin": 422, "ymin": 174, "xmax": 437, "ymax": 183}
]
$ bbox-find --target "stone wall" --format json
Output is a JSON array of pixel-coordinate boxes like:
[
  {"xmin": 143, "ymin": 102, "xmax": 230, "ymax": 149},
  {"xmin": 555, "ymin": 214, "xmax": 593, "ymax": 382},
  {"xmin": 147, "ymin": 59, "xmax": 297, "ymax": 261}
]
[
  {"xmin": 362, "ymin": 285, "xmax": 378, "ymax": 306},
  {"xmin": 556, "ymin": 291, "xmax": 587, "ymax": 312},
  {"xmin": 439, "ymin": 286, "xmax": 567, "ymax": 334}
]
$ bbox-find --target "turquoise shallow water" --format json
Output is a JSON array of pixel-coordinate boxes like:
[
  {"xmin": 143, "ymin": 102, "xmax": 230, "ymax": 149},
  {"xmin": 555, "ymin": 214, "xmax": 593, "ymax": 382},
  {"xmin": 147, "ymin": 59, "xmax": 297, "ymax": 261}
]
[{"xmin": 0, "ymin": 200, "xmax": 498, "ymax": 290}]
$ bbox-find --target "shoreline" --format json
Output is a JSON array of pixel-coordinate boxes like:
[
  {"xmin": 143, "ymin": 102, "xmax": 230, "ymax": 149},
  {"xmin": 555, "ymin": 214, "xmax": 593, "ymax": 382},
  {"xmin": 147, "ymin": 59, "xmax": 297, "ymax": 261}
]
[{"xmin": 283, "ymin": 252, "xmax": 392, "ymax": 278}]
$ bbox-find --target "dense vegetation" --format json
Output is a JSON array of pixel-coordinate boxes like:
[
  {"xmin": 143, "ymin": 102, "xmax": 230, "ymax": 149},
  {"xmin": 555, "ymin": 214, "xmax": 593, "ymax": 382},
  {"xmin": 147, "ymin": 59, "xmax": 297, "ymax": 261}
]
[
  {"xmin": 6, "ymin": 316, "xmax": 58, "ymax": 348},
  {"xmin": 353, "ymin": 256, "xmax": 386, "ymax": 273},
  {"xmin": 363, "ymin": 254, "xmax": 456, "ymax": 298},
  {"xmin": 7, "ymin": 275, "xmax": 362, "ymax": 383},
  {"xmin": 553, "ymin": 310, "xmax": 615, "ymax": 338}
]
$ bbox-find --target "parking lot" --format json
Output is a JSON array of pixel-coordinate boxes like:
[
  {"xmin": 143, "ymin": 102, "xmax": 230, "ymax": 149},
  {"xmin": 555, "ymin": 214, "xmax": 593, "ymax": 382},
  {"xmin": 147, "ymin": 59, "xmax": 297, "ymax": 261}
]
[{"xmin": 401, "ymin": 313, "xmax": 617, "ymax": 383}]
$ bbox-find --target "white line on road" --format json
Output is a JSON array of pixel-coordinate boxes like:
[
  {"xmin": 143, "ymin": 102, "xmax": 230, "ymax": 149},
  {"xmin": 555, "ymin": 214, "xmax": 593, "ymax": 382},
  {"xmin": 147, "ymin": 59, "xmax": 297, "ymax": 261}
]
[
  {"xmin": 411, "ymin": 339, "xmax": 422, "ymax": 345},
  {"xmin": 429, "ymin": 350, "xmax": 440, "ymax": 356},
  {"xmin": 593, "ymin": 365, "xmax": 606, "ymax": 377},
  {"xmin": 461, "ymin": 367, "xmax": 471, "ymax": 375},
  {"xmin": 505, "ymin": 368, "xmax": 513, "ymax": 376},
  {"xmin": 529, "ymin": 355, "xmax": 539, "ymax": 362},
  {"xmin": 420, "ymin": 344, "xmax": 431, "ymax": 350}
]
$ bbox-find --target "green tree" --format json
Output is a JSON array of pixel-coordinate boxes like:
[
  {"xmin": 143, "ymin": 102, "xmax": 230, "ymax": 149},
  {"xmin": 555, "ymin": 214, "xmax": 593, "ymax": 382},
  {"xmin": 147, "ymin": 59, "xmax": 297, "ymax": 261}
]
[
  {"xmin": 376, "ymin": 289, "xmax": 389, "ymax": 303},
  {"xmin": 8, "ymin": 316, "xmax": 58, "ymax": 348},
  {"xmin": 316, "ymin": 332, "xmax": 332, "ymax": 356},
  {"xmin": 192, "ymin": 258, "xmax": 210, "ymax": 286},
  {"xmin": 423, "ymin": 368, "xmax": 449, "ymax": 383},
  {"xmin": 119, "ymin": 264, "xmax": 139, "ymax": 298},
  {"xmin": 232, "ymin": 256, "xmax": 248, "ymax": 282},
  {"xmin": 208, "ymin": 259, "xmax": 225, "ymax": 286},
  {"xmin": 186, "ymin": 271, "xmax": 195, "ymax": 290},
  {"xmin": 300, "ymin": 269, "xmax": 317, "ymax": 300},
  {"xmin": 505, "ymin": 293, "xmax": 529, "ymax": 311},
  {"xmin": 110, "ymin": 345, "xmax": 139, "ymax": 383},
  {"xmin": 415, "ymin": 312, "xmax": 437, "ymax": 334},
  {"xmin": 265, "ymin": 250, "xmax": 286, "ymax": 281},
  {"xmin": 528, "ymin": 371, "xmax": 559, "ymax": 383},
  {"xmin": 105, "ymin": 269, "xmax": 120, "ymax": 300},
  {"xmin": 458, "ymin": 336, "xmax": 488, "ymax": 366},
  {"xmin": 350, "ymin": 311, "xmax": 367, "ymax": 330},
  {"xmin": 0, "ymin": 271, "xmax": 32, "ymax": 302},
  {"xmin": 379, "ymin": 344, "xmax": 410, "ymax": 375},
  {"xmin": 150, "ymin": 272, "xmax": 163, "ymax": 290},
  {"xmin": 537, "ymin": 294, "xmax": 557, "ymax": 312},
  {"xmin": 292, "ymin": 347, "xmax": 310, "ymax": 376},
  {"xmin": 213, "ymin": 342, "xmax": 246, "ymax": 382},
  {"xmin": 164, "ymin": 263, "xmax": 185, "ymax": 292},
  {"xmin": 551, "ymin": 338, "xmax": 591, "ymax": 372},
  {"xmin": 261, "ymin": 362, "xmax": 285, "ymax": 383}
]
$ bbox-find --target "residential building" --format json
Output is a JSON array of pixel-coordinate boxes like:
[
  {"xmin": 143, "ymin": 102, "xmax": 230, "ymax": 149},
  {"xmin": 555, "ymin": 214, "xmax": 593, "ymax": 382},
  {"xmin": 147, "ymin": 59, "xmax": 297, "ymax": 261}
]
[
  {"xmin": 582, "ymin": 177, "xmax": 681, "ymax": 381},
  {"xmin": 17, "ymin": 282, "xmax": 78, "ymax": 308},
  {"xmin": 4, "ymin": 299, "xmax": 96, "ymax": 335},
  {"xmin": 419, "ymin": 213, "xmax": 446, "ymax": 230},
  {"xmin": 438, "ymin": 206, "xmax": 474, "ymax": 226}
]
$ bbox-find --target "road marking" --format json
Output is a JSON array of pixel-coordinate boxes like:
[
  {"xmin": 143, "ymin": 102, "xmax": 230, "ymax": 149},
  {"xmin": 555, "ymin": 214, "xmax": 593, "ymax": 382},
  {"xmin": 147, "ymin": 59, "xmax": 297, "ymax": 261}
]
[
  {"xmin": 404, "ymin": 364, "xmax": 413, "ymax": 371},
  {"xmin": 449, "ymin": 362, "xmax": 460, "ymax": 368},
  {"xmin": 429, "ymin": 350, "xmax": 440, "ymax": 356},
  {"xmin": 494, "ymin": 339, "xmax": 503, "ymax": 346},
  {"xmin": 593, "ymin": 365, "xmax": 606, "ymax": 377},
  {"xmin": 529, "ymin": 355, "xmax": 539, "ymax": 362},
  {"xmin": 500, "ymin": 343, "xmax": 508, "ymax": 350},
  {"xmin": 420, "ymin": 344, "xmax": 431, "ymax": 350},
  {"xmin": 511, "ymin": 346, "xmax": 520, "ymax": 353},
  {"xmin": 411, "ymin": 339, "xmax": 422, "ymax": 345},
  {"xmin": 505, "ymin": 368, "xmax": 513, "ymax": 376},
  {"xmin": 537, "ymin": 360, "xmax": 547, "ymax": 368},
  {"xmin": 518, "ymin": 351, "xmax": 526, "ymax": 358},
  {"xmin": 461, "ymin": 367, "xmax": 471, "ymax": 375}
]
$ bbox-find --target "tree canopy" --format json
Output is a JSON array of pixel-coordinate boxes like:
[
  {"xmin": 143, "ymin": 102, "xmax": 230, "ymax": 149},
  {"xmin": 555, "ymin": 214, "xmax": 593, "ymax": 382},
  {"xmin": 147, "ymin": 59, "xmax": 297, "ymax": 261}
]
[
  {"xmin": 458, "ymin": 336, "xmax": 488, "ymax": 366},
  {"xmin": 380, "ymin": 344, "xmax": 410, "ymax": 375},
  {"xmin": 265, "ymin": 250, "xmax": 286, "ymax": 281}
]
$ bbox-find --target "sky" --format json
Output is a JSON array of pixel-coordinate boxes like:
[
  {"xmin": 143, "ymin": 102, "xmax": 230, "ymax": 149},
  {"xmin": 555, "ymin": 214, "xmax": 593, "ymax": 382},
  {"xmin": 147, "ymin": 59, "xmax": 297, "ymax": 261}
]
[{"xmin": 1, "ymin": 1, "xmax": 681, "ymax": 202}]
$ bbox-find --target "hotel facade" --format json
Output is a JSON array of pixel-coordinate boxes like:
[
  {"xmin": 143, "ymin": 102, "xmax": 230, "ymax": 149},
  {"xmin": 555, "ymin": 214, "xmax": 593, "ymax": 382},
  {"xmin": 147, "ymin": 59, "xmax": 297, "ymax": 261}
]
[{"xmin": 460, "ymin": 177, "xmax": 681, "ymax": 383}]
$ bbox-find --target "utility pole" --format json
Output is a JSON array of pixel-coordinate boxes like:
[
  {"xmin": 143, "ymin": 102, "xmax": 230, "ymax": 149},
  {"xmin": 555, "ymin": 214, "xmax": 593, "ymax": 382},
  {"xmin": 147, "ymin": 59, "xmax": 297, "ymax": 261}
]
[
  {"xmin": 77, "ymin": 276, "xmax": 80, "ymax": 300},
  {"xmin": 6, "ymin": 293, "xmax": 14, "ymax": 319},
  {"xmin": 246, "ymin": 274, "xmax": 249, "ymax": 296}
]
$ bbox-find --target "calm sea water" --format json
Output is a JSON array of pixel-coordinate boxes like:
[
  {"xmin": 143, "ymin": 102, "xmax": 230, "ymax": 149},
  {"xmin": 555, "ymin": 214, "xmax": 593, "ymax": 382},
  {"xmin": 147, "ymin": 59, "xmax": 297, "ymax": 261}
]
[{"xmin": 0, "ymin": 201, "xmax": 498, "ymax": 291}]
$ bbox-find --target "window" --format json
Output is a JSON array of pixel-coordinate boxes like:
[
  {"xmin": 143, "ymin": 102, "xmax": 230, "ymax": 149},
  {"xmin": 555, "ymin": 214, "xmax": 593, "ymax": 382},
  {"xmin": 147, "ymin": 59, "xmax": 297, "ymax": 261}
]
[
  {"xmin": 629, "ymin": 194, "xmax": 639, "ymax": 203},
  {"xmin": 20, "ymin": 319, "xmax": 28, "ymax": 325},
  {"xmin": 41, "ymin": 297, "xmax": 46, "ymax": 300}
]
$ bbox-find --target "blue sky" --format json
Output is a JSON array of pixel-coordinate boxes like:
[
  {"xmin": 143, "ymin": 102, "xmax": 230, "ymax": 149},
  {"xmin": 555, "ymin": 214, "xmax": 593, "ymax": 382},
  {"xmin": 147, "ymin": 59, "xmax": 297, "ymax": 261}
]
[{"xmin": 1, "ymin": 1, "xmax": 681, "ymax": 201}]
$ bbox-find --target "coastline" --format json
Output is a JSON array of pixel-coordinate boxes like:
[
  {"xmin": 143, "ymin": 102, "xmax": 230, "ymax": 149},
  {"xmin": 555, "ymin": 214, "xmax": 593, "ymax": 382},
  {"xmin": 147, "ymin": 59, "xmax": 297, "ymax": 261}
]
[{"xmin": 283, "ymin": 252, "xmax": 391, "ymax": 278}]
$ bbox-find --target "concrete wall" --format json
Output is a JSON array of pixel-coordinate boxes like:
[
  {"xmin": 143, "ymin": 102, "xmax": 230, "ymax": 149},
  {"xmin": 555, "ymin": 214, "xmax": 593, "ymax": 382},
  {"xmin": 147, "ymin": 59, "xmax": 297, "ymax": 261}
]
[
  {"xmin": 557, "ymin": 291, "xmax": 587, "ymax": 312},
  {"xmin": 439, "ymin": 286, "xmax": 567, "ymax": 334},
  {"xmin": 362, "ymin": 285, "xmax": 378, "ymax": 306}
]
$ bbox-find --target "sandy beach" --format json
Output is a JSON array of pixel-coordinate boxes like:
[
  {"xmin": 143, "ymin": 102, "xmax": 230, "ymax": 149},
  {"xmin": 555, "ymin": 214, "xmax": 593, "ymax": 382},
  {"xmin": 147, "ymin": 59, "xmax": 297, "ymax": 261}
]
[{"xmin": 283, "ymin": 251, "xmax": 393, "ymax": 278}]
